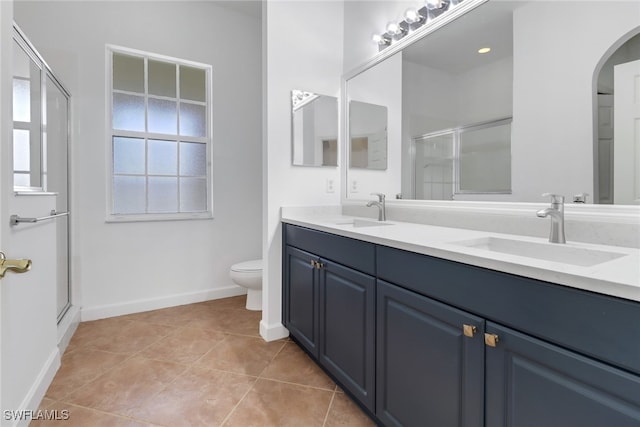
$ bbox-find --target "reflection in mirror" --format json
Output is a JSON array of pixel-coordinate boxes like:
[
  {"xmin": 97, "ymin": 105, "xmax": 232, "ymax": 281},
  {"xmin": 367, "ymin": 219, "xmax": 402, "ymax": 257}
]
[
  {"xmin": 413, "ymin": 118, "xmax": 511, "ymax": 200},
  {"xmin": 345, "ymin": 1, "xmax": 640, "ymax": 204},
  {"xmin": 291, "ymin": 90, "xmax": 338, "ymax": 167},
  {"xmin": 349, "ymin": 100, "xmax": 388, "ymax": 170},
  {"xmin": 13, "ymin": 37, "xmax": 43, "ymax": 190}
]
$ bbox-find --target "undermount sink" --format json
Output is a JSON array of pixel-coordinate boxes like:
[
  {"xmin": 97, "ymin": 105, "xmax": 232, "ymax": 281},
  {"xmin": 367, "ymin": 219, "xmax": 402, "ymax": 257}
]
[
  {"xmin": 452, "ymin": 236, "xmax": 627, "ymax": 267},
  {"xmin": 334, "ymin": 219, "xmax": 394, "ymax": 228}
]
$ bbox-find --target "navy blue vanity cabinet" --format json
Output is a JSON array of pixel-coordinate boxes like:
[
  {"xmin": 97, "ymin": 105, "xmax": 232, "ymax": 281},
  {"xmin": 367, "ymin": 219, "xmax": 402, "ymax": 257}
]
[
  {"xmin": 376, "ymin": 280, "xmax": 485, "ymax": 427},
  {"xmin": 284, "ymin": 245, "xmax": 320, "ymax": 357},
  {"xmin": 319, "ymin": 258, "xmax": 376, "ymax": 411},
  {"xmin": 485, "ymin": 322, "xmax": 640, "ymax": 427},
  {"xmin": 283, "ymin": 224, "xmax": 376, "ymax": 412}
]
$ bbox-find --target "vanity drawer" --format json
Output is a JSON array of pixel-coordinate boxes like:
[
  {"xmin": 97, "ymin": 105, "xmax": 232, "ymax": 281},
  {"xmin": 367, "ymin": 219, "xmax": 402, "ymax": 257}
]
[
  {"xmin": 376, "ymin": 245, "xmax": 640, "ymax": 376},
  {"xmin": 284, "ymin": 224, "xmax": 375, "ymax": 275}
]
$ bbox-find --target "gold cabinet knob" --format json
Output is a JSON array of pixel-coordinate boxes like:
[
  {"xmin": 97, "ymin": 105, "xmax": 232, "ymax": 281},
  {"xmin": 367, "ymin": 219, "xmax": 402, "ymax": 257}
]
[
  {"xmin": 484, "ymin": 333, "xmax": 499, "ymax": 347},
  {"xmin": 463, "ymin": 324, "xmax": 477, "ymax": 338}
]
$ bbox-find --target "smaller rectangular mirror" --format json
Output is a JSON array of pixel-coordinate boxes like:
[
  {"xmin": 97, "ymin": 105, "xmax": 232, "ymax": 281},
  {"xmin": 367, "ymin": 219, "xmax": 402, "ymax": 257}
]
[
  {"xmin": 348, "ymin": 100, "xmax": 388, "ymax": 170},
  {"xmin": 291, "ymin": 90, "xmax": 338, "ymax": 167}
]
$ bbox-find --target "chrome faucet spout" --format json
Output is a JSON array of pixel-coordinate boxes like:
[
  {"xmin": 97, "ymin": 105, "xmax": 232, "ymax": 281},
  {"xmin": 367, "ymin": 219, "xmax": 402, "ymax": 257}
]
[
  {"xmin": 366, "ymin": 193, "xmax": 386, "ymax": 221},
  {"xmin": 537, "ymin": 194, "xmax": 566, "ymax": 244}
]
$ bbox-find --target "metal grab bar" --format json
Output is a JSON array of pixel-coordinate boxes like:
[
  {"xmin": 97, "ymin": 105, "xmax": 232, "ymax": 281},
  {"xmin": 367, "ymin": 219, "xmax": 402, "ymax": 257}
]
[{"xmin": 10, "ymin": 210, "xmax": 69, "ymax": 227}]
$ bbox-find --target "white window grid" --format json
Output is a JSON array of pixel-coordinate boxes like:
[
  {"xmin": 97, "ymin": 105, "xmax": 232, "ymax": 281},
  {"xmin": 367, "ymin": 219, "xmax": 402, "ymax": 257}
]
[{"xmin": 106, "ymin": 45, "xmax": 213, "ymax": 222}]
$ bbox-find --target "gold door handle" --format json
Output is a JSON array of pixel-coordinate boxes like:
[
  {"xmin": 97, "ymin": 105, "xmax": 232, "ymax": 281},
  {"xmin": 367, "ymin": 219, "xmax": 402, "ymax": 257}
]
[{"xmin": 0, "ymin": 252, "xmax": 32, "ymax": 278}]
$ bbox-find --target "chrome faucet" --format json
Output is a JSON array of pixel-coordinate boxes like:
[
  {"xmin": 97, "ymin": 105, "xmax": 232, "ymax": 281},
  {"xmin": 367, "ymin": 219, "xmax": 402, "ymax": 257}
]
[
  {"xmin": 536, "ymin": 193, "xmax": 566, "ymax": 244},
  {"xmin": 366, "ymin": 193, "xmax": 386, "ymax": 221}
]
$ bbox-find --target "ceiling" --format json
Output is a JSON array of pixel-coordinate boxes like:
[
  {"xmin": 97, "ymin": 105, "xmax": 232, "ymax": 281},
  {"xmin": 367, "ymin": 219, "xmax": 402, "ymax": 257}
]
[{"xmin": 402, "ymin": 1, "xmax": 524, "ymax": 74}]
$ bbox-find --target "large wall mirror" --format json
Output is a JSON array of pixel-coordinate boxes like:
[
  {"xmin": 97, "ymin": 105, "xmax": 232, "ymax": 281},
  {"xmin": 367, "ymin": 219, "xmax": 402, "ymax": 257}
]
[
  {"xmin": 291, "ymin": 90, "xmax": 338, "ymax": 167},
  {"xmin": 344, "ymin": 0, "xmax": 640, "ymax": 205}
]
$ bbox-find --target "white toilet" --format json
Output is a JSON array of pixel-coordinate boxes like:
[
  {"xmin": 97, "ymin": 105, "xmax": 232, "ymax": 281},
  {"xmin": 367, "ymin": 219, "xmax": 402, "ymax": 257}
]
[{"xmin": 229, "ymin": 259, "xmax": 263, "ymax": 311}]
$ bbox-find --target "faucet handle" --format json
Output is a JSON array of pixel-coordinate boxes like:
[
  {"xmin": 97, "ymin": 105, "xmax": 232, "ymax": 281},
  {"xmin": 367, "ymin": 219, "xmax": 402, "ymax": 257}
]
[
  {"xmin": 542, "ymin": 193, "xmax": 564, "ymax": 204},
  {"xmin": 370, "ymin": 192, "xmax": 385, "ymax": 202}
]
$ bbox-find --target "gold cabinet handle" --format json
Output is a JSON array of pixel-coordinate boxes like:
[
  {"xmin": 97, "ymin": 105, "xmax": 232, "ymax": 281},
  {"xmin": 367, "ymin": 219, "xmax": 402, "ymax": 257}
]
[
  {"xmin": 484, "ymin": 333, "xmax": 499, "ymax": 347},
  {"xmin": 0, "ymin": 252, "xmax": 32, "ymax": 278},
  {"xmin": 310, "ymin": 260, "xmax": 317, "ymax": 268},
  {"xmin": 463, "ymin": 324, "xmax": 477, "ymax": 338}
]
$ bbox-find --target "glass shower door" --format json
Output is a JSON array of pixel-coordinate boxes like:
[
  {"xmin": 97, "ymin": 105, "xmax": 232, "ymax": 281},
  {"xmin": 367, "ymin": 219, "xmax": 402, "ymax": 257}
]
[{"xmin": 46, "ymin": 74, "xmax": 70, "ymax": 322}]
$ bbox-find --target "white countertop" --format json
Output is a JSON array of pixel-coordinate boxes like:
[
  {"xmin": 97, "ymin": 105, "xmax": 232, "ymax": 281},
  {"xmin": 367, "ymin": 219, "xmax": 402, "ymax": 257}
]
[{"xmin": 281, "ymin": 210, "xmax": 640, "ymax": 303}]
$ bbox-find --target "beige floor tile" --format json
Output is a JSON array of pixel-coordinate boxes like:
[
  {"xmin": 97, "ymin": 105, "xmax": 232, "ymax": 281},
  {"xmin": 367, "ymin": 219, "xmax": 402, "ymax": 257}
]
[
  {"xmin": 139, "ymin": 326, "xmax": 226, "ymax": 365},
  {"xmin": 260, "ymin": 342, "xmax": 335, "ymax": 390},
  {"xmin": 63, "ymin": 355, "xmax": 186, "ymax": 415},
  {"xmin": 84, "ymin": 321, "xmax": 175, "ymax": 354},
  {"xmin": 195, "ymin": 335, "xmax": 285, "ymax": 376},
  {"xmin": 65, "ymin": 317, "xmax": 133, "ymax": 352},
  {"xmin": 126, "ymin": 366, "xmax": 256, "ymax": 427},
  {"xmin": 29, "ymin": 402, "xmax": 151, "ymax": 427},
  {"xmin": 324, "ymin": 392, "xmax": 376, "ymax": 427},
  {"xmin": 118, "ymin": 303, "xmax": 210, "ymax": 327},
  {"xmin": 45, "ymin": 349, "xmax": 129, "ymax": 400},
  {"xmin": 187, "ymin": 307, "xmax": 262, "ymax": 336},
  {"xmin": 223, "ymin": 379, "xmax": 333, "ymax": 427},
  {"xmin": 196, "ymin": 295, "xmax": 247, "ymax": 310}
]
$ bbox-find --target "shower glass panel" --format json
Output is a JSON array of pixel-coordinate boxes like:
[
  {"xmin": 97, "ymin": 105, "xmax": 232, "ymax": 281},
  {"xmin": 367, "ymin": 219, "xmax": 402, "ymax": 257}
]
[
  {"xmin": 414, "ymin": 132, "xmax": 455, "ymax": 200},
  {"xmin": 458, "ymin": 122, "xmax": 511, "ymax": 193},
  {"xmin": 46, "ymin": 74, "xmax": 71, "ymax": 321}
]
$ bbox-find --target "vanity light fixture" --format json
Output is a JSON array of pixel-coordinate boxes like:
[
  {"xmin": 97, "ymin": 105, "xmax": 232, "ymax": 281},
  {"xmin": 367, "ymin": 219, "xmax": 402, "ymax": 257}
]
[
  {"xmin": 373, "ymin": 0, "xmax": 460, "ymax": 51},
  {"xmin": 478, "ymin": 47, "xmax": 491, "ymax": 54}
]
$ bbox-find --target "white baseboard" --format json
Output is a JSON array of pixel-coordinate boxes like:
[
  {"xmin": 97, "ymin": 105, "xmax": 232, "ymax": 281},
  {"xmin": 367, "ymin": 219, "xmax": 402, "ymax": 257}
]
[
  {"xmin": 81, "ymin": 286, "xmax": 247, "ymax": 321},
  {"xmin": 260, "ymin": 319, "xmax": 289, "ymax": 342},
  {"xmin": 11, "ymin": 349, "xmax": 60, "ymax": 427},
  {"xmin": 57, "ymin": 305, "xmax": 81, "ymax": 355}
]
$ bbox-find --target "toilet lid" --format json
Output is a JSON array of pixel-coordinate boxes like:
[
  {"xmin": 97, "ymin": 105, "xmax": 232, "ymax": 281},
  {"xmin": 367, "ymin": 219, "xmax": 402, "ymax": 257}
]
[{"xmin": 231, "ymin": 259, "xmax": 262, "ymax": 272}]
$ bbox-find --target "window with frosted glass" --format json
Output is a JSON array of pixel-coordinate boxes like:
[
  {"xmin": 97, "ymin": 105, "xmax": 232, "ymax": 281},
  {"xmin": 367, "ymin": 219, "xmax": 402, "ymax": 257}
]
[{"xmin": 109, "ymin": 47, "xmax": 211, "ymax": 217}]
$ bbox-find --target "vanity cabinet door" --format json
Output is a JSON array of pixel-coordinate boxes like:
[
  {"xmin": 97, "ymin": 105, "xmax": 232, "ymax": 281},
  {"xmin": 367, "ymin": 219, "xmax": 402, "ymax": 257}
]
[
  {"xmin": 485, "ymin": 322, "xmax": 640, "ymax": 427},
  {"xmin": 318, "ymin": 259, "xmax": 376, "ymax": 412},
  {"xmin": 283, "ymin": 245, "xmax": 320, "ymax": 357},
  {"xmin": 376, "ymin": 280, "xmax": 485, "ymax": 427}
]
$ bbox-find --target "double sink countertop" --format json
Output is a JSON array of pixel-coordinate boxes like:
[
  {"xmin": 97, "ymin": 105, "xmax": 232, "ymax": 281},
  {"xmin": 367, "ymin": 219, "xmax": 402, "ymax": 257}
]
[{"xmin": 281, "ymin": 209, "xmax": 640, "ymax": 303}]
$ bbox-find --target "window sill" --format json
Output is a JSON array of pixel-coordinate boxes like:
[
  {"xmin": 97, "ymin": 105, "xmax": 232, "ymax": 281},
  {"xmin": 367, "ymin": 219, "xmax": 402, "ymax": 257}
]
[{"xmin": 106, "ymin": 212, "xmax": 213, "ymax": 223}]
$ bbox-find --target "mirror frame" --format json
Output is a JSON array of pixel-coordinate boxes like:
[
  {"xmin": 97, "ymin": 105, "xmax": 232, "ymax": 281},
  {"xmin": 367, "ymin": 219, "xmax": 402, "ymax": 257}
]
[{"xmin": 340, "ymin": 0, "xmax": 640, "ymax": 222}]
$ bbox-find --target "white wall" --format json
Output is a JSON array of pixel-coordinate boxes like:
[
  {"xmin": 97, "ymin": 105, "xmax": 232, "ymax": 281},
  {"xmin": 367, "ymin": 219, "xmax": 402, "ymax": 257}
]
[
  {"xmin": 262, "ymin": 0, "xmax": 343, "ymax": 340},
  {"xmin": 512, "ymin": 0, "xmax": 640, "ymax": 203},
  {"xmin": 14, "ymin": 1, "xmax": 263, "ymax": 320}
]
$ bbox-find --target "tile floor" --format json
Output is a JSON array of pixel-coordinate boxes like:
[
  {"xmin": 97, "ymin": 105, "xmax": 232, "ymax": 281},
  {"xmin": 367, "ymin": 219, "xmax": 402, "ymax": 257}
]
[{"xmin": 31, "ymin": 296, "xmax": 375, "ymax": 427}]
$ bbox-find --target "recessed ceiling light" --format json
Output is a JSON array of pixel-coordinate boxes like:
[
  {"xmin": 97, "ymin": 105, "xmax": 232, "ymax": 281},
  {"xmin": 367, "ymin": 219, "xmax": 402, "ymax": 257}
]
[{"xmin": 478, "ymin": 47, "xmax": 491, "ymax": 54}]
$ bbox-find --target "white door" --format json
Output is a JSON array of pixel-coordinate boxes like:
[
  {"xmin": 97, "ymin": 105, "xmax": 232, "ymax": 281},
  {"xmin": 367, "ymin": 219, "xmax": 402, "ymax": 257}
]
[
  {"xmin": 613, "ymin": 59, "xmax": 640, "ymax": 205},
  {"xmin": 0, "ymin": 26, "xmax": 61, "ymax": 423},
  {"xmin": 597, "ymin": 94, "xmax": 614, "ymax": 204}
]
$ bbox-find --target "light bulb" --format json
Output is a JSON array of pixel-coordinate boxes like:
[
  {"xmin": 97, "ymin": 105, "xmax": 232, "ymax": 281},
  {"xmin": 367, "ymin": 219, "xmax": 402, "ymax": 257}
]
[
  {"xmin": 372, "ymin": 34, "xmax": 390, "ymax": 46},
  {"xmin": 404, "ymin": 8, "xmax": 425, "ymax": 24},
  {"xmin": 426, "ymin": 0, "xmax": 445, "ymax": 10},
  {"xmin": 386, "ymin": 22, "xmax": 402, "ymax": 35},
  {"xmin": 478, "ymin": 47, "xmax": 491, "ymax": 54}
]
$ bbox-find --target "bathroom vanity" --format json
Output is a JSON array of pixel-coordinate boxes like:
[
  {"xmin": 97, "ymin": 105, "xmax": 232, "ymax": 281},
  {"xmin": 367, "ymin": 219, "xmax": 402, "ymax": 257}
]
[{"xmin": 281, "ymin": 214, "xmax": 640, "ymax": 427}]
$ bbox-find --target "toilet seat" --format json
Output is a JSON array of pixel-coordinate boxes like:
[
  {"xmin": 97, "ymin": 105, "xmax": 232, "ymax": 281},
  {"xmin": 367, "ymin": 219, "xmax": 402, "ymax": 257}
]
[{"xmin": 231, "ymin": 259, "xmax": 262, "ymax": 273}]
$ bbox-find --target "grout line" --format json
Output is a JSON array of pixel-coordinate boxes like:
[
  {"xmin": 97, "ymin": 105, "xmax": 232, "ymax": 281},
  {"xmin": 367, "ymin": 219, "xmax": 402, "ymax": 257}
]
[
  {"xmin": 322, "ymin": 391, "xmax": 337, "ymax": 427},
  {"xmin": 255, "ymin": 340, "xmax": 288, "ymax": 378},
  {"xmin": 219, "ymin": 376, "xmax": 260, "ymax": 427},
  {"xmin": 254, "ymin": 377, "xmax": 336, "ymax": 393}
]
